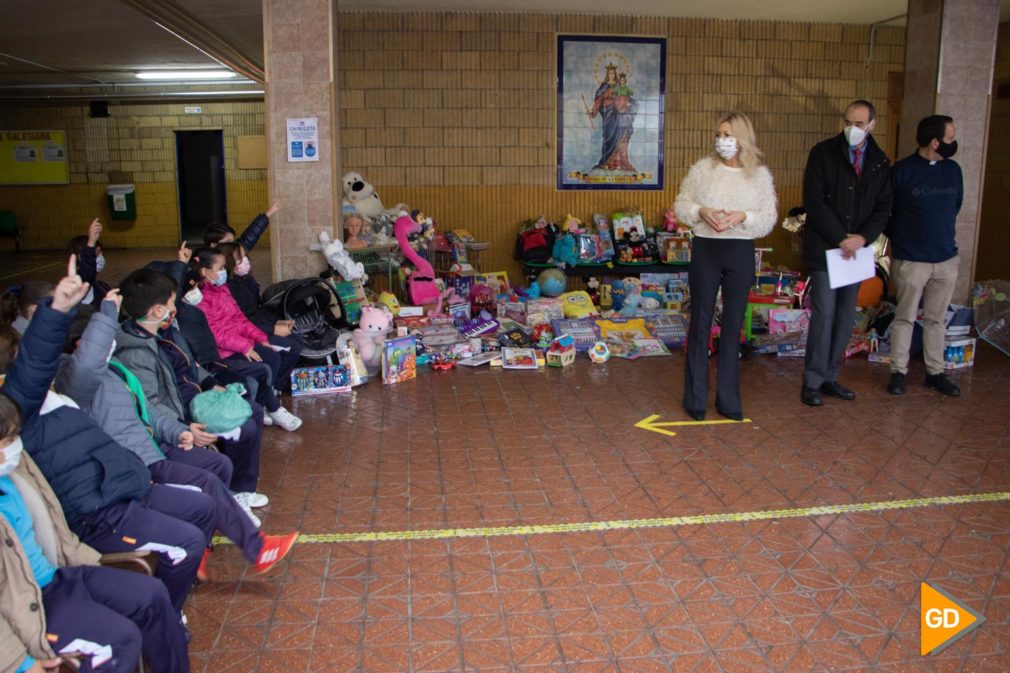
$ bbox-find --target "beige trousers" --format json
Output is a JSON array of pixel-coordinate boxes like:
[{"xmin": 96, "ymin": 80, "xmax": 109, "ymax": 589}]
[{"xmin": 889, "ymin": 256, "xmax": 959, "ymax": 375}]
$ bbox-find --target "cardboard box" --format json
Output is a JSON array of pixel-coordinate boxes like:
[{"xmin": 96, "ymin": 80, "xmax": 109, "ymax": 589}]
[{"xmin": 943, "ymin": 337, "xmax": 975, "ymax": 369}]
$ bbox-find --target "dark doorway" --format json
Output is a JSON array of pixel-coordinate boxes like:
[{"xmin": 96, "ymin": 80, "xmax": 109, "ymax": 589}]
[{"xmin": 176, "ymin": 130, "xmax": 226, "ymax": 243}]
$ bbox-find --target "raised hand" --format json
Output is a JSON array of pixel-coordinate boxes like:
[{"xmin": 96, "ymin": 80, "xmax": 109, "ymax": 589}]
[
  {"xmin": 103, "ymin": 288, "xmax": 123, "ymax": 312},
  {"xmin": 178, "ymin": 240, "xmax": 192, "ymax": 264},
  {"xmin": 266, "ymin": 201, "xmax": 282, "ymax": 218},
  {"xmin": 52, "ymin": 256, "xmax": 91, "ymax": 313},
  {"xmin": 87, "ymin": 218, "xmax": 103, "ymax": 246}
]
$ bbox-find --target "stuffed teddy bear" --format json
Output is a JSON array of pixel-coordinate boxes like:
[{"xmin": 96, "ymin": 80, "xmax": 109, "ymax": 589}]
[
  {"xmin": 319, "ymin": 231, "xmax": 367, "ymax": 282},
  {"xmin": 341, "ymin": 171, "xmax": 405, "ymax": 223},
  {"xmin": 337, "ymin": 304, "xmax": 392, "ymax": 373}
]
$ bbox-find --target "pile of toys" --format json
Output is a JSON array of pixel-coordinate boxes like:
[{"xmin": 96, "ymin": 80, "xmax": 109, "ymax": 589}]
[{"xmin": 515, "ymin": 208, "xmax": 692, "ymax": 269}]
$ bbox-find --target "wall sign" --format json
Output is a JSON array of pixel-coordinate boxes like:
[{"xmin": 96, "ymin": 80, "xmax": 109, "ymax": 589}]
[
  {"xmin": 0, "ymin": 130, "xmax": 69, "ymax": 185},
  {"xmin": 286, "ymin": 117, "xmax": 319, "ymax": 162},
  {"xmin": 557, "ymin": 35, "xmax": 666, "ymax": 191}
]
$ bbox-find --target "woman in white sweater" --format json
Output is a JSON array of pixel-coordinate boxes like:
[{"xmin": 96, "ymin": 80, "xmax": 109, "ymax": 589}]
[{"xmin": 673, "ymin": 112, "xmax": 777, "ymax": 421}]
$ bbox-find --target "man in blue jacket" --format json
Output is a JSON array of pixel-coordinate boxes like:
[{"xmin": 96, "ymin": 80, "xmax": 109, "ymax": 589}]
[
  {"xmin": 0, "ymin": 259, "xmax": 213, "ymax": 615},
  {"xmin": 886, "ymin": 115, "xmax": 963, "ymax": 397}
]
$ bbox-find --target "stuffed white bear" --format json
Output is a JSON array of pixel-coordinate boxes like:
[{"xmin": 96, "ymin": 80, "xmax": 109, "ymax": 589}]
[
  {"xmin": 319, "ymin": 230, "xmax": 367, "ymax": 282},
  {"xmin": 341, "ymin": 171, "xmax": 405, "ymax": 223}
]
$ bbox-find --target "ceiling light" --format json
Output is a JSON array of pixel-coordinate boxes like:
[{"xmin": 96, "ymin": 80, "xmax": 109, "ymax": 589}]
[{"xmin": 135, "ymin": 70, "xmax": 237, "ymax": 80}]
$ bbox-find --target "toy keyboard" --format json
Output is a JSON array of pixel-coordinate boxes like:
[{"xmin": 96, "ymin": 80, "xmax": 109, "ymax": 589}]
[{"xmin": 460, "ymin": 315, "xmax": 499, "ymax": 338}]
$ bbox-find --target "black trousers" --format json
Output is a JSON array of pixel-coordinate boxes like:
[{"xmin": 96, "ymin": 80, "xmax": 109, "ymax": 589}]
[
  {"xmin": 802, "ymin": 270, "xmax": 860, "ymax": 389},
  {"xmin": 684, "ymin": 237, "xmax": 754, "ymax": 415}
]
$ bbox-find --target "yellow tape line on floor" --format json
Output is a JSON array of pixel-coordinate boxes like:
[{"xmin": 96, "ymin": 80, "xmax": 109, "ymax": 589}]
[{"xmin": 215, "ymin": 491, "xmax": 1010, "ymax": 546}]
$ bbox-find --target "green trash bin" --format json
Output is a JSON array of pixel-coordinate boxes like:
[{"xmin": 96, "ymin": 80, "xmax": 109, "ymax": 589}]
[{"xmin": 107, "ymin": 184, "xmax": 136, "ymax": 220}]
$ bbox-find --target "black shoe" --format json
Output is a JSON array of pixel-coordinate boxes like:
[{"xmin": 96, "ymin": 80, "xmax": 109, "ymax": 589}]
[
  {"xmin": 925, "ymin": 373, "xmax": 960, "ymax": 397},
  {"xmin": 801, "ymin": 387, "xmax": 823, "ymax": 406},
  {"xmin": 820, "ymin": 381, "xmax": 856, "ymax": 401},
  {"xmin": 717, "ymin": 408, "xmax": 744, "ymax": 422},
  {"xmin": 887, "ymin": 372, "xmax": 906, "ymax": 395},
  {"xmin": 685, "ymin": 409, "xmax": 706, "ymax": 421}
]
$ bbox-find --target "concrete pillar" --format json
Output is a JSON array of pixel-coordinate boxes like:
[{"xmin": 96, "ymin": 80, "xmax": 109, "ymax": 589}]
[
  {"xmin": 263, "ymin": 0, "xmax": 341, "ymax": 281},
  {"xmin": 900, "ymin": 0, "xmax": 999, "ymax": 302}
]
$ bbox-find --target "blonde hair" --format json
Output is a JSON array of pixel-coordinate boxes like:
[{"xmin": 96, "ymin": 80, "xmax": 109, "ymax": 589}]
[{"xmin": 712, "ymin": 112, "xmax": 764, "ymax": 175}]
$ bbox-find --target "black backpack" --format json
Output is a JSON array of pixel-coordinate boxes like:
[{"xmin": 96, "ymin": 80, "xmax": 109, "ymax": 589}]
[
  {"xmin": 261, "ymin": 277, "xmax": 347, "ymax": 364},
  {"xmin": 514, "ymin": 225, "xmax": 555, "ymax": 263}
]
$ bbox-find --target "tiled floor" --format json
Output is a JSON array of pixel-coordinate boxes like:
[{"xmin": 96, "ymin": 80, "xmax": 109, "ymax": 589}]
[{"xmin": 3, "ymin": 249, "xmax": 1009, "ymax": 672}]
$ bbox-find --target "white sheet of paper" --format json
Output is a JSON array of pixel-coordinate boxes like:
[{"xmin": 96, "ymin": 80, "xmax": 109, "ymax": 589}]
[{"xmin": 825, "ymin": 246, "xmax": 875, "ymax": 289}]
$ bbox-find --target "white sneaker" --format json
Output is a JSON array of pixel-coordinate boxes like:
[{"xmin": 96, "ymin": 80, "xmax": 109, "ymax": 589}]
[
  {"xmin": 234, "ymin": 497, "xmax": 261, "ymax": 527},
  {"xmin": 234, "ymin": 491, "xmax": 269, "ymax": 509},
  {"xmin": 267, "ymin": 406, "xmax": 302, "ymax": 432},
  {"xmin": 262, "ymin": 413, "xmax": 274, "ymax": 426}
]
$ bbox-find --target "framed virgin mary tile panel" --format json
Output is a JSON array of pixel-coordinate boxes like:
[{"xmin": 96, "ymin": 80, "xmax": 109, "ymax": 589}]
[{"xmin": 557, "ymin": 35, "xmax": 666, "ymax": 191}]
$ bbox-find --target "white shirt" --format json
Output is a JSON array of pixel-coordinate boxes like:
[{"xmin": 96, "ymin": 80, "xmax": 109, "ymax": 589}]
[{"xmin": 673, "ymin": 158, "xmax": 778, "ymax": 240}]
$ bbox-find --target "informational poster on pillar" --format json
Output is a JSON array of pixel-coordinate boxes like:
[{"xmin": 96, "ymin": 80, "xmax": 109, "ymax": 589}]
[{"xmin": 286, "ymin": 117, "xmax": 319, "ymax": 162}]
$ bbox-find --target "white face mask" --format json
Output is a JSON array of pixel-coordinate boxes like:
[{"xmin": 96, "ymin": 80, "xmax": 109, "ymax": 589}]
[
  {"xmin": 0, "ymin": 436, "xmax": 24, "ymax": 477},
  {"xmin": 715, "ymin": 137, "xmax": 739, "ymax": 160},
  {"xmin": 95, "ymin": 254, "xmax": 106, "ymax": 273},
  {"xmin": 211, "ymin": 269, "xmax": 228, "ymax": 286},
  {"xmin": 183, "ymin": 287, "xmax": 203, "ymax": 306},
  {"xmin": 844, "ymin": 125, "xmax": 869, "ymax": 147}
]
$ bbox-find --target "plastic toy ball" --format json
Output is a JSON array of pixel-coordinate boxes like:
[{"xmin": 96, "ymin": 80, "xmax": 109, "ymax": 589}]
[{"xmin": 589, "ymin": 341, "xmax": 611, "ymax": 363}]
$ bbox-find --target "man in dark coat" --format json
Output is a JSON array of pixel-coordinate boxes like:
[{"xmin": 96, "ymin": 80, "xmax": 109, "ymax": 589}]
[{"xmin": 801, "ymin": 99, "xmax": 894, "ymax": 407}]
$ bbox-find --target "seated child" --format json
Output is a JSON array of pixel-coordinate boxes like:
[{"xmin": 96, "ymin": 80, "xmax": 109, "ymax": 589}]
[
  {"xmin": 115, "ymin": 269, "xmax": 273, "ymax": 512},
  {"xmin": 55, "ymin": 296, "xmax": 297, "ymax": 579},
  {"xmin": 147, "ymin": 245, "xmax": 278, "ymax": 416},
  {"xmin": 189, "ymin": 248, "xmax": 302, "ymax": 431},
  {"xmin": 66, "ymin": 217, "xmax": 110, "ymax": 306},
  {"xmin": 0, "ymin": 281, "xmax": 53, "ymax": 336},
  {"xmin": 218, "ymin": 241, "xmax": 304, "ymax": 392},
  {"xmin": 1, "ymin": 264, "xmax": 212, "ymax": 615},
  {"xmin": 0, "ymin": 394, "xmax": 190, "ymax": 673}
]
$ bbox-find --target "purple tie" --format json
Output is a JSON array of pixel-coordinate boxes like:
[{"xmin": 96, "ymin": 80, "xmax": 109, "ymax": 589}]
[{"xmin": 852, "ymin": 148, "xmax": 862, "ymax": 177}]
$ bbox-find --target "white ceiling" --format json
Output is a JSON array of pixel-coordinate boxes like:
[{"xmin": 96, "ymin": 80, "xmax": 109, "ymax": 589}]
[{"xmin": 0, "ymin": 0, "xmax": 1007, "ymax": 89}]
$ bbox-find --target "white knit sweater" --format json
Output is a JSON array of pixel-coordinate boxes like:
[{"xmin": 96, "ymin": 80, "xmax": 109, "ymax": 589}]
[{"xmin": 673, "ymin": 158, "xmax": 778, "ymax": 240}]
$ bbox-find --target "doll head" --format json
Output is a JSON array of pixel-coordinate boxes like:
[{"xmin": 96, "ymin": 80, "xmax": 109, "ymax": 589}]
[{"xmin": 343, "ymin": 213, "xmax": 365, "ymax": 241}]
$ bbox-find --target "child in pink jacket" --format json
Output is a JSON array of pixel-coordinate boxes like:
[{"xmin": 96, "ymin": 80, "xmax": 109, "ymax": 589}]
[{"xmin": 190, "ymin": 248, "xmax": 302, "ymax": 432}]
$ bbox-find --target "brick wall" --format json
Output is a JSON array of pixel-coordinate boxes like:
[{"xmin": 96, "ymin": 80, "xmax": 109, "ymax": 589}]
[
  {"xmin": 337, "ymin": 13, "xmax": 906, "ymax": 280},
  {"xmin": 977, "ymin": 22, "xmax": 1010, "ymax": 282},
  {"xmin": 0, "ymin": 100, "xmax": 267, "ymax": 250},
  {"xmin": 1, "ymin": 12, "xmax": 905, "ymax": 283}
]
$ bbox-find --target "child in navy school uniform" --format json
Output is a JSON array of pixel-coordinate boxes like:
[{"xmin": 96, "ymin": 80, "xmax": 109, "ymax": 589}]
[
  {"xmin": 0, "ymin": 393, "xmax": 190, "ymax": 673},
  {"xmin": 55, "ymin": 297, "xmax": 297, "ymax": 580},
  {"xmin": 0, "ymin": 263, "xmax": 209, "ymax": 625}
]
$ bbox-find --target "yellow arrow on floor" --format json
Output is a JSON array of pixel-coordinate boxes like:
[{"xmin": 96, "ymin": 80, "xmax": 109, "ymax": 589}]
[{"xmin": 634, "ymin": 414, "xmax": 752, "ymax": 436}]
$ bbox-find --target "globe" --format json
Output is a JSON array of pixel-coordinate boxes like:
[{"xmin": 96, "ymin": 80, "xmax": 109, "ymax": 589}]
[{"xmin": 537, "ymin": 268, "xmax": 568, "ymax": 297}]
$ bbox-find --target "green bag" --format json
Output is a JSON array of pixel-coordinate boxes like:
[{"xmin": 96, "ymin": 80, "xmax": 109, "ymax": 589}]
[{"xmin": 188, "ymin": 383, "xmax": 252, "ymax": 434}]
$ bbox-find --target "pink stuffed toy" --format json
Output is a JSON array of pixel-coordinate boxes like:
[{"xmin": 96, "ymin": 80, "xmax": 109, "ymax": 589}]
[{"xmin": 338, "ymin": 304, "xmax": 392, "ymax": 372}]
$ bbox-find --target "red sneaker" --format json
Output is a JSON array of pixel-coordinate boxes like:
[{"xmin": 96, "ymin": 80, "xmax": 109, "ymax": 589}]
[
  {"xmin": 251, "ymin": 532, "xmax": 298, "ymax": 575},
  {"xmin": 197, "ymin": 548, "xmax": 212, "ymax": 583}
]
